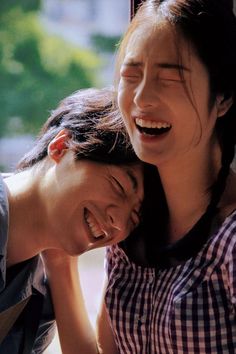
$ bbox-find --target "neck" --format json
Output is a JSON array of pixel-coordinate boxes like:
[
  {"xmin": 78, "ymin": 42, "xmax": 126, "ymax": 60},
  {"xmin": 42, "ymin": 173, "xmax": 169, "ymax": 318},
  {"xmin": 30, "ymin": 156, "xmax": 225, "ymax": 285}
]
[
  {"xmin": 157, "ymin": 142, "xmax": 221, "ymax": 242},
  {"xmin": 4, "ymin": 169, "xmax": 52, "ymax": 267}
]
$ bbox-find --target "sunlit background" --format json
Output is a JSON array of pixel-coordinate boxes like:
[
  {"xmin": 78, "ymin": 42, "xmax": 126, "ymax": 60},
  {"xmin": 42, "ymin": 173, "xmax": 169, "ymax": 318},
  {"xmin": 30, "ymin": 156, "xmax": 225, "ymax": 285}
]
[
  {"xmin": 1, "ymin": 1, "xmax": 236, "ymax": 353},
  {"xmin": 0, "ymin": 0, "xmax": 129, "ymax": 172},
  {"xmin": 47, "ymin": 248, "xmax": 107, "ymax": 353}
]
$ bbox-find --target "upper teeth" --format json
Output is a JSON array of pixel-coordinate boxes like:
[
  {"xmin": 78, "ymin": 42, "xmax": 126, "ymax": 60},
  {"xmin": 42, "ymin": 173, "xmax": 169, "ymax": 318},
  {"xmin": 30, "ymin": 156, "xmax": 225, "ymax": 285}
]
[
  {"xmin": 135, "ymin": 118, "xmax": 171, "ymax": 129},
  {"xmin": 85, "ymin": 210, "xmax": 105, "ymax": 239}
]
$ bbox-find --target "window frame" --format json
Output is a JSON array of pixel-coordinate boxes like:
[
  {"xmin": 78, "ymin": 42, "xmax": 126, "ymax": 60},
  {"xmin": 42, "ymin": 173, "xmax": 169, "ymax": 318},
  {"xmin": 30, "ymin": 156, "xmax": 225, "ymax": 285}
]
[{"xmin": 130, "ymin": 0, "xmax": 142, "ymax": 19}]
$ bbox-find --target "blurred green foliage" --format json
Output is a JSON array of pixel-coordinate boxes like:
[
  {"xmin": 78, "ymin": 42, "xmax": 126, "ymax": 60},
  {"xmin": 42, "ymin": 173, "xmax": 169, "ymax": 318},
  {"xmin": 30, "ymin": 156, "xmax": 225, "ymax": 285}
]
[
  {"xmin": 0, "ymin": 0, "xmax": 40, "ymax": 13},
  {"xmin": 0, "ymin": 0, "xmax": 100, "ymax": 136},
  {"xmin": 91, "ymin": 33, "xmax": 121, "ymax": 53}
]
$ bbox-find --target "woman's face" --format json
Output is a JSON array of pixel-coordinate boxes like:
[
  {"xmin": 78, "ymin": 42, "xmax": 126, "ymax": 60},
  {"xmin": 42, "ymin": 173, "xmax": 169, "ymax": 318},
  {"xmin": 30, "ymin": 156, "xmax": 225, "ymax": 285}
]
[
  {"xmin": 118, "ymin": 21, "xmax": 220, "ymax": 167},
  {"xmin": 45, "ymin": 151, "xmax": 144, "ymax": 255}
]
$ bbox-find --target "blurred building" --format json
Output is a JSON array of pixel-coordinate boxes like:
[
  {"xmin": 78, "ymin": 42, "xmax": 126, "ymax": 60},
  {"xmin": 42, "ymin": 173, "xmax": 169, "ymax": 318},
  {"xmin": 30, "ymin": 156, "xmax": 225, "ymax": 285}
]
[
  {"xmin": 40, "ymin": 0, "xmax": 129, "ymax": 87},
  {"xmin": 0, "ymin": 135, "xmax": 35, "ymax": 172},
  {"xmin": 40, "ymin": 0, "xmax": 129, "ymax": 47}
]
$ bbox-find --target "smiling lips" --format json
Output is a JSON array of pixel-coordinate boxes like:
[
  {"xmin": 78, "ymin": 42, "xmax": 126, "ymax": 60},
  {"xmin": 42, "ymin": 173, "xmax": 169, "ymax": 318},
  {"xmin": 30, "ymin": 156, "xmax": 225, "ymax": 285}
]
[
  {"xmin": 135, "ymin": 117, "xmax": 171, "ymax": 135},
  {"xmin": 84, "ymin": 208, "xmax": 107, "ymax": 240}
]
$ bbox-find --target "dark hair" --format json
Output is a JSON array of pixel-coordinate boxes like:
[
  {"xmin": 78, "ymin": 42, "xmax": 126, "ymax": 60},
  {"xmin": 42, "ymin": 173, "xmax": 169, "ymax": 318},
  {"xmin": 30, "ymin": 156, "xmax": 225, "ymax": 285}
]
[
  {"xmin": 117, "ymin": 0, "xmax": 236, "ymax": 265},
  {"xmin": 17, "ymin": 87, "xmax": 138, "ymax": 170}
]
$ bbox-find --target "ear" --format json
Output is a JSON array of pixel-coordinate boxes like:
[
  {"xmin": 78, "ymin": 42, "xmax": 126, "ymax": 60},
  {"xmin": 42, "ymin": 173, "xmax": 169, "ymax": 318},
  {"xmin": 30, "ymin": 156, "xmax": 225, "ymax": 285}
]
[
  {"xmin": 48, "ymin": 129, "xmax": 70, "ymax": 163},
  {"xmin": 216, "ymin": 93, "xmax": 234, "ymax": 118}
]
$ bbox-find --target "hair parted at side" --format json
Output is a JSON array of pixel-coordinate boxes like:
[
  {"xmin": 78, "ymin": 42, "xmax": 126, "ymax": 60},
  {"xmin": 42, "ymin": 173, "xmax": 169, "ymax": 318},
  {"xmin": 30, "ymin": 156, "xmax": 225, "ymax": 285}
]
[{"xmin": 17, "ymin": 87, "xmax": 138, "ymax": 170}]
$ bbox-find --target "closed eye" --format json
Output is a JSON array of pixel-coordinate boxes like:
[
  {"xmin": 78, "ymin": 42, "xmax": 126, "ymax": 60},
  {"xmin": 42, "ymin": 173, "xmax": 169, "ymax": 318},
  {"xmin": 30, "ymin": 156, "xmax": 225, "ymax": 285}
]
[
  {"xmin": 111, "ymin": 176, "xmax": 125, "ymax": 196},
  {"xmin": 120, "ymin": 75, "xmax": 140, "ymax": 83},
  {"xmin": 120, "ymin": 67, "xmax": 141, "ymax": 81},
  {"xmin": 121, "ymin": 72, "xmax": 139, "ymax": 77},
  {"xmin": 159, "ymin": 77, "xmax": 185, "ymax": 83}
]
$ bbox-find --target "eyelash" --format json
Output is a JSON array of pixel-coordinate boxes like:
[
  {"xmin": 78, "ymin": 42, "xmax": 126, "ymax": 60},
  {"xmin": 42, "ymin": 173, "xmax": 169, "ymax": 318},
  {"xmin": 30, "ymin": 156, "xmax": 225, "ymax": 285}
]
[
  {"xmin": 121, "ymin": 73, "xmax": 184, "ymax": 86},
  {"xmin": 120, "ymin": 69, "xmax": 140, "ymax": 77},
  {"xmin": 121, "ymin": 75, "xmax": 140, "ymax": 84},
  {"xmin": 111, "ymin": 176, "xmax": 125, "ymax": 196},
  {"xmin": 159, "ymin": 78, "xmax": 185, "ymax": 83}
]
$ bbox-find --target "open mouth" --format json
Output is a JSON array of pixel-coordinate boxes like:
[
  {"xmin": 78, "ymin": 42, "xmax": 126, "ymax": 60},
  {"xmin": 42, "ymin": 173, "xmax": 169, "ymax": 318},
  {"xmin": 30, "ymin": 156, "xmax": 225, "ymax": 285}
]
[
  {"xmin": 135, "ymin": 118, "xmax": 171, "ymax": 136},
  {"xmin": 84, "ymin": 208, "xmax": 106, "ymax": 241}
]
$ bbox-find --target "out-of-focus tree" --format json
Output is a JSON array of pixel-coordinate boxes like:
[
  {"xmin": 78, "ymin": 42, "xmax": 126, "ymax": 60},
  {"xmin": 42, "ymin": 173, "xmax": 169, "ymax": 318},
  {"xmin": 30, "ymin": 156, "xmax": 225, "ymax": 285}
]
[
  {"xmin": 0, "ymin": 0, "xmax": 99, "ymax": 136},
  {"xmin": 91, "ymin": 33, "xmax": 121, "ymax": 53}
]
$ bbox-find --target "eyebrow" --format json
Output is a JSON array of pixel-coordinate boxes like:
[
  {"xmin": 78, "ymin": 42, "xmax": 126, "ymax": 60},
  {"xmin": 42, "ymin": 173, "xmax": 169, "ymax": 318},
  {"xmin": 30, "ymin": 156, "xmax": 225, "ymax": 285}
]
[
  {"xmin": 156, "ymin": 63, "xmax": 190, "ymax": 71},
  {"xmin": 123, "ymin": 61, "xmax": 190, "ymax": 72}
]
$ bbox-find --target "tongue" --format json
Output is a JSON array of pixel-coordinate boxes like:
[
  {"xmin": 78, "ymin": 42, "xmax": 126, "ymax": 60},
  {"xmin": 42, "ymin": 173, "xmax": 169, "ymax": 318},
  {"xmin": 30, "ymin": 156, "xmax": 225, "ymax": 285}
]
[{"xmin": 139, "ymin": 126, "xmax": 171, "ymax": 135}]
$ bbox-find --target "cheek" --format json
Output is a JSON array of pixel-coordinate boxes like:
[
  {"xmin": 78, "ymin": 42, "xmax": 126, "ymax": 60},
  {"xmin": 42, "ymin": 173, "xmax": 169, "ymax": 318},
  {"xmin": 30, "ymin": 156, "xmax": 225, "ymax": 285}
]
[
  {"xmin": 117, "ymin": 82, "xmax": 126, "ymax": 111},
  {"xmin": 117, "ymin": 87, "xmax": 131, "ymax": 128},
  {"xmin": 118, "ymin": 79, "xmax": 134, "ymax": 108}
]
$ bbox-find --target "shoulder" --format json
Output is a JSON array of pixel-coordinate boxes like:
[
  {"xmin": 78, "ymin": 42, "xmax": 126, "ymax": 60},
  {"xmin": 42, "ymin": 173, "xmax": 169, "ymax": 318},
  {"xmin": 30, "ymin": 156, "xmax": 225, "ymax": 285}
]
[
  {"xmin": 218, "ymin": 169, "xmax": 236, "ymax": 222},
  {"xmin": 200, "ymin": 200, "xmax": 236, "ymax": 263},
  {"xmin": 209, "ymin": 210, "xmax": 236, "ymax": 267},
  {"xmin": 105, "ymin": 244, "xmax": 131, "ymax": 270},
  {"xmin": 216, "ymin": 209, "xmax": 236, "ymax": 243}
]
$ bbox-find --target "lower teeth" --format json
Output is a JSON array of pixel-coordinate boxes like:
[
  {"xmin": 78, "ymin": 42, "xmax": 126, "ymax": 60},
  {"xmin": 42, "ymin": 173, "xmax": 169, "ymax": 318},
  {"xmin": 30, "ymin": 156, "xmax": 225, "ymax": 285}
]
[
  {"xmin": 93, "ymin": 234, "xmax": 104, "ymax": 240},
  {"xmin": 139, "ymin": 127, "xmax": 170, "ymax": 135}
]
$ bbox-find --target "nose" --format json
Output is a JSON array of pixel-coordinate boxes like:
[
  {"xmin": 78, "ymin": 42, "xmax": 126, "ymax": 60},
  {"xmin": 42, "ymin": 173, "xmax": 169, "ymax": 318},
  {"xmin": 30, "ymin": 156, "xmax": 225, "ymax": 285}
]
[
  {"xmin": 107, "ymin": 205, "xmax": 130, "ymax": 237},
  {"xmin": 134, "ymin": 77, "xmax": 156, "ymax": 109}
]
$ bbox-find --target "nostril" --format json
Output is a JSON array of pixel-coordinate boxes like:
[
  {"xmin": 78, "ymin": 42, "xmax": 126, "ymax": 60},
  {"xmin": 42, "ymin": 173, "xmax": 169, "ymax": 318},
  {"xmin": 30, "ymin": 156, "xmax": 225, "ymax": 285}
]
[
  {"xmin": 107, "ymin": 206, "xmax": 124, "ymax": 231},
  {"xmin": 109, "ymin": 214, "xmax": 114, "ymax": 224},
  {"xmin": 109, "ymin": 214, "xmax": 122, "ymax": 231}
]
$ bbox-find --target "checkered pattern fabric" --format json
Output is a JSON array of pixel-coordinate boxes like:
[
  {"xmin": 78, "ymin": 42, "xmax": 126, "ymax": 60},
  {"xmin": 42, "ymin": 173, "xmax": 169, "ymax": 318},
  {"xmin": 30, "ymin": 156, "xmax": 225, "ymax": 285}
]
[{"xmin": 105, "ymin": 211, "xmax": 236, "ymax": 353}]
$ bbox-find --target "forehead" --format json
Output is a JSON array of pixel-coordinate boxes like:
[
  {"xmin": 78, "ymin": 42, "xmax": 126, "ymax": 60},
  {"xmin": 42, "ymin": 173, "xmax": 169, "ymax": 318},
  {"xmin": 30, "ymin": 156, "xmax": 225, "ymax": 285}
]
[{"xmin": 124, "ymin": 21, "xmax": 189, "ymax": 64}]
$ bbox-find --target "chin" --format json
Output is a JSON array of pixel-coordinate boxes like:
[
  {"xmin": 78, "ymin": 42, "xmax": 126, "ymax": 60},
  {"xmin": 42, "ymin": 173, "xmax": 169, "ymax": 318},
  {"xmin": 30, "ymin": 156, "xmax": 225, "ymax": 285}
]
[{"xmin": 134, "ymin": 149, "xmax": 158, "ymax": 166}]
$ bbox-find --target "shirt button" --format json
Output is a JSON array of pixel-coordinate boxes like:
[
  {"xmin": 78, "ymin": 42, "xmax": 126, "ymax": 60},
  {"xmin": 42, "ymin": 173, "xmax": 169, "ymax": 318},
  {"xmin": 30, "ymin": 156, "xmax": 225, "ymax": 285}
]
[
  {"xmin": 138, "ymin": 318, "xmax": 142, "ymax": 326},
  {"xmin": 136, "ymin": 314, "xmax": 147, "ymax": 326}
]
